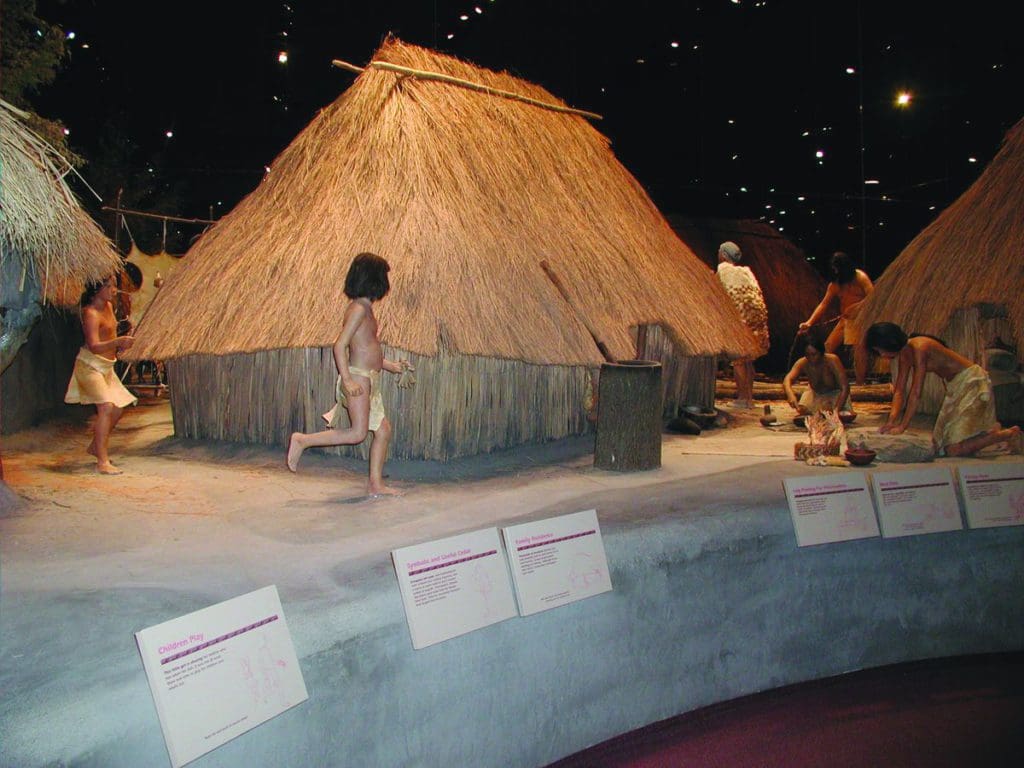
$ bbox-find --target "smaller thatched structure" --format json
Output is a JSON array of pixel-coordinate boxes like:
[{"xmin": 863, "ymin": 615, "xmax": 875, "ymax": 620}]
[
  {"xmin": 0, "ymin": 100, "xmax": 121, "ymax": 443},
  {"xmin": 851, "ymin": 116, "xmax": 1024, "ymax": 415},
  {"xmin": 0, "ymin": 100, "xmax": 120, "ymax": 311},
  {"xmin": 666, "ymin": 216, "xmax": 827, "ymax": 373}
]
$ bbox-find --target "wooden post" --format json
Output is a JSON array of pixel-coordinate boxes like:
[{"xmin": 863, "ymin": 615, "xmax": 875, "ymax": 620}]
[{"xmin": 594, "ymin": 361, "xmax": 663, "ymax": 471}]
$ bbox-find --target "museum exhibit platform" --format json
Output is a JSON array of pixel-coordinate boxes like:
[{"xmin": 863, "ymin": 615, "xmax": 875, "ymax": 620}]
[{"xmin": 1, "ymin": 401, "xmax": 1022, "ymax": 767}]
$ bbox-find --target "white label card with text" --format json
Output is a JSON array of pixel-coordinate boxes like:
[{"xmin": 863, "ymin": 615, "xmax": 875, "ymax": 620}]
[
  {"xmin": 871, "ymin": 467, "xmax": 963, "ymax": 538},
  {"xmin": 957, "ymin": 462, "xmax": 1024, "ymax": 529},
  {"xmin": 392, "ymin": 527, "xmax": 518, "ymax": 649},
  {"xmin": 783, "ymin": 472, "xmax": 880, "ymax": 547},
  {"xmin": 134, "ymin": 585, "xmax": 308, "ymax": 768},
  {"xmin": 502, "ymin": 509, "xmax": 613, "ymax": 616}
]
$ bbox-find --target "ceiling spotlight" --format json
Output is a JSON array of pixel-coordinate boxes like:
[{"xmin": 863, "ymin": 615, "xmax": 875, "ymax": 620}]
[
  {"xmin": 165, "ymin": 131, "xmax": 174, "ymax": 138},
  {"xmin": 460, "ymin": 14, "xmax": 469, "ymax": 21},
  {"xmin": 845, "ymin": 67, "xmax": 855, "ymax": 74},
  {"xmin": 895, "ymin": 91, "xmax": 912, "ymax": 107},
  {"xmin": 864, "ymin": 179, "xmax": 880, "ymax": 185},
  {"xmin": 278, "ymin": 51, "xmax": 288, "ymax": 64},
  {"xmin": 815, "ymin": 150, "xmax": 825, "ymax": 158}
]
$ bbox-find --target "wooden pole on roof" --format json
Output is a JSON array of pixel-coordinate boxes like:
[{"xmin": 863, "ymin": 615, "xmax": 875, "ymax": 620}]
[
  {"xmin": 332, "ymin": 59, "xmax": 603, "ymax": 121},
  {"xmin": 539, "ymin": 260, "xmax": 616, "ymax": 363},
  {"xmin": 101, "ymin": 206, "xmax": 217, "ymax": 225}
]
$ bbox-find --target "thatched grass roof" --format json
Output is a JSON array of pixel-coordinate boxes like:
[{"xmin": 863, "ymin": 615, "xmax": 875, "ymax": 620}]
[
  {"xmin": 666, "ymin": 216, "xmax": 827, "ymax": 372},
  {"xmin": 128, "ymin": 38, "xmax": 758, "ymax": 365},
  {"xmin": 0, "ymin": 101, "xmax": 120, "ymax": 305},
  {"xmin": 851, "ymin": 117, "xmax": 1024, "ymax": 339}
]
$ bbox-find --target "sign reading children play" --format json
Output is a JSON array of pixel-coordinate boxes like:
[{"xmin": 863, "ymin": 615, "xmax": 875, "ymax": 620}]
[
  {"xmin": 502, "ymin": 509, "xmax": 613, "ymax": 616},
  {"xmin": 957, "ymin": 462, "xmax": 1024, "ymax": 529},
  {"xmin": 783, "ymin": 472, "xmax": 880, "ymax": 547},
  {"xmin": 135, "ymin": 585, "xmax": 308, "ymax": 768},
  {"xmin": 392, "ymin": 527, "xmax": 517, "ymax": 649},
  {"xmin": 870, "ymin": 467, "xmax": 963, "ymax": 538}
]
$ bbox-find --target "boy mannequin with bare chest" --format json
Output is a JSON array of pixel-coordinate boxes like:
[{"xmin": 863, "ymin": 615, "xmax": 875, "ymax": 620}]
[{"xmin": 287, "ymin": 253, "xmax": 412, "ymax": 495}]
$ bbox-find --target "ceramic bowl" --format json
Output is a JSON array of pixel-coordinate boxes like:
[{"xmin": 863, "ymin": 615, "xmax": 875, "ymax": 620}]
[
  {"xmin": 839, "ymin": 412, "xmax": 857, "ymax": 424},
  {"xmin": 844, "ymin": 448, "xmax": 876, "ymax": 466}
]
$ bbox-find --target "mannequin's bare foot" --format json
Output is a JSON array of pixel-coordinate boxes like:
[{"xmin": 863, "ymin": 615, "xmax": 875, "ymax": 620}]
[
  {"xmin": 368, "ymin": 484, "xmax": 403, "ymax": 498},
  {"xmin": 286, "ymin": 433, "xmax": 304, "ymax": 472},
  {"xmin": 97, "ymin": 462, "xmax": 122, "ymax": 475},
  {"xmin": 1008, "ymin": 425, "xmax": 1023, "ymax": 454}
]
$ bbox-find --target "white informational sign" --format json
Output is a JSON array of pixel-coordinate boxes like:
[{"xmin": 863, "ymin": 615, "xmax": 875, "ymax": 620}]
[
  {"xmin": 783, "ymin": 472, "xmax": 880, "ymax": 547},
  {"xmin": 870, "ymin": 467, "xmax": 963, "ymax": 538},
  {"xmin": 134, "ymin": 586, "xmax": 308, "ymax": 768},
  {"xmin": 501, "ymin": 509, "xmax": 613, "ymax": 616},
  {"xmin": 392, "ymin": 528, "xmax": 518, "ymax": 649},
  {"xmin": 957, "ymin": 462, "xmax": 1024, "ymax": 529}
]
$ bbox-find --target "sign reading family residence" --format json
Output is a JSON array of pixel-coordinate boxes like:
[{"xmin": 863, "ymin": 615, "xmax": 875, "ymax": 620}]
[
  {"xmin": 501, "ymin": 509, "xmax": 613, "ymax": 616},
  {"xmin": 134, "ymin": 586, "xmax": 308, "ymax": 768},
  {"xmin": 783, "ymin": 472, "xmax": 880, "ymax": 547},
  {"xmin": 870, "ymin": 467, "xmax": 963, "ymax": 538},
  {"xmin": 392, "ymin": 527, "xmax": 518, "ymax": 649},
  {"xmin": 957, "ymin": 462, "xmax": 1024, "ymax": 529}
]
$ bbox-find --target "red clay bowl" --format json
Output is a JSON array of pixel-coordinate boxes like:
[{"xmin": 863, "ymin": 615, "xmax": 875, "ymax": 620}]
[{"xmin": 845, "ymin": 449, "xmax": 876, "ymax": 466}]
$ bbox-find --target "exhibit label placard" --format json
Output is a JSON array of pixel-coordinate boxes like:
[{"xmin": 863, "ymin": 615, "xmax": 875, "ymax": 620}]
[
  {"xmin": 957, "ymin": 462, "xmax": 1024, "ymax": 529},
  {"xmin": 783, "ymin": 472, "xmax": 880, "ymax": 547},
  {"xmin": 870, "ymin": 467, "xmax": 963, "ymax": 538},
  {"xmin": 501, "ymin": 509, "xmax": 613, "ymax": 616},
  {"xmin": 392, "ymin": 527, "xmax": 518, "ymax": 649},
  {"xmin": 134, "ymin": 585, "xmax": 308, "ymax": 768}
]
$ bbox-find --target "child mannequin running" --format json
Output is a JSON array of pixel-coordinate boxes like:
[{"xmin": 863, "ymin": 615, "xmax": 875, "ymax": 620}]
[{"xmin": 287, "ymin": 252, "xmax": 411, "ymax": 495}]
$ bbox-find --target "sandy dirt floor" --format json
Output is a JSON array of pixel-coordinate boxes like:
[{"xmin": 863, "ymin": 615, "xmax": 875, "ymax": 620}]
[
  {"xmin": 0, "ymin": 390, "xmax": 907, "ymax": 596},
  {"xmin": 0, "ymin": 391, "xmax": 895, "ymax": 581}
]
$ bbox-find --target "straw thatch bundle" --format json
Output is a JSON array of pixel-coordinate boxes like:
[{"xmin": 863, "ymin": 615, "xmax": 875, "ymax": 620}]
[
  {"xmin": 666, "ymin": 216, "xmax": 827, "ymax": 373},
  {"xmin": 850, "ymin": 117, "xmax": 1024, "ymax": 412},
  {"xmin": 0, "ymin": 100, "xmax": 120, "ymax": 306},
  {"xmin": 127, "ymin": 38, "xmax": 758, "ymax": 459}
]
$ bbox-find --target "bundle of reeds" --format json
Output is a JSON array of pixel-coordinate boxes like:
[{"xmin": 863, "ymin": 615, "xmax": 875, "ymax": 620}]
[{"xmin": 167, "ymin": 344, "xmax": 591, "ymax": 460}]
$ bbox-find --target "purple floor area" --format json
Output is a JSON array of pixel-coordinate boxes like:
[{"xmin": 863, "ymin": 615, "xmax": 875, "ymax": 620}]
[{"xmin": 549, "ymin": 653, "xmax": 1024, "ymax": 768}]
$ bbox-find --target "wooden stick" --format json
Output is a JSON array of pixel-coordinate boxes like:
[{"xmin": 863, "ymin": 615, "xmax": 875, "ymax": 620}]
[
  {"xmin": 101, "ymin": 205, "xmax": 217, "ymax": 225},
  {"xmin": 539, "ymin": 260, "xmax": 616, "ymax": 363},
  {"xmin": 332, "ymin": 58, "xmax": 603, "ymax": 121}
]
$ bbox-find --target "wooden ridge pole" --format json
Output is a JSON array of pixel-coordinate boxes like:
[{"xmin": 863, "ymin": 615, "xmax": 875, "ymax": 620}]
[{"xmin": 332, "ymin": 59, "xmax": 603, "ymax": 121}]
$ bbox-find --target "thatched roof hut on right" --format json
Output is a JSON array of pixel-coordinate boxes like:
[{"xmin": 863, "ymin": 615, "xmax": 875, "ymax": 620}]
[
  {"xmin": 851, "ymin": 116, "xmax": 1024, "ymax": 419},
  {"xmin": 128, "ymin": 39, "xmax": 759, "ymax": 460}
]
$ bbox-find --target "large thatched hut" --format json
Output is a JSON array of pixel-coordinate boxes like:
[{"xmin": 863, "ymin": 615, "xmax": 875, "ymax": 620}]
[
  {"xmin": 1, "ymin": 100, "xmax": 122, "ymax": 436},
  {"xmin": 127, "ymin": 39, "xmax": 758, "ymax": 460},
  {"xmin": 666, "ymin": 216, "xmax": 827, "ymax": 374},
  {"xmin": 851, "ymin": 116, "xmax": 1024, "ymax": 419}
]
